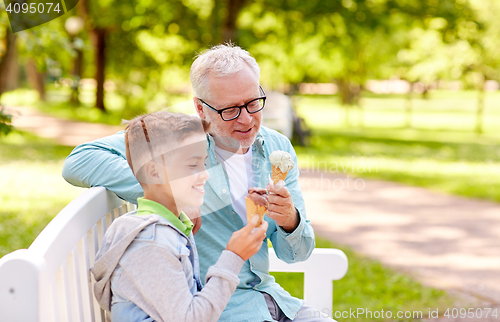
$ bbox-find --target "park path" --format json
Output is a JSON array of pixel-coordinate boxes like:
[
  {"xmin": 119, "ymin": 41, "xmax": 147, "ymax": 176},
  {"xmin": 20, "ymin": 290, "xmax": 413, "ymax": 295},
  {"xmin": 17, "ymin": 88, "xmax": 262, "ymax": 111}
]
[
  {"xmin": 9, "ymin": 106, "xmax": 124, "ymax": 146},
  {"xmin": 299, "ymin": 171, "xmax": 500, "ymax": 318},
  {"xmin": 9, "ymin": 106, "xmax": 500, "ymax": 317}
]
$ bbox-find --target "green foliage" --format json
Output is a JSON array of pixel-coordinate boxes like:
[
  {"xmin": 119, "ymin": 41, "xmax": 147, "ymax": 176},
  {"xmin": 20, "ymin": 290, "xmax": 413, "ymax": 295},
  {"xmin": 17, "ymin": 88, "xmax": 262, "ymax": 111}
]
[
  {"xmin": 0, "ymin": 105, "xmax": 13, "ymax": 136},
  {"xmin": 16, "ymin": 19, "xmax": 75, "ymax": 77},
  {"xmin": 461, "ymin": 0, "xmax": 500, "ymax": 85},
  {"xmin": 233, "ymin": 0, "xmax": 476, "ymax": 105},
  {"xmin": 2, "ymin": 0, "xmax": 498, "ymax": 119},
  {"xmin": 394, "ymin": 0, "xmax": 500, "ymax": 90},
  {"xmin": 81, "ymin": 0, "xmax": 216, "ymax": 101},
  {"xmin": 0, "ymin": 2, "xmax": 9, "ymax": 31}
]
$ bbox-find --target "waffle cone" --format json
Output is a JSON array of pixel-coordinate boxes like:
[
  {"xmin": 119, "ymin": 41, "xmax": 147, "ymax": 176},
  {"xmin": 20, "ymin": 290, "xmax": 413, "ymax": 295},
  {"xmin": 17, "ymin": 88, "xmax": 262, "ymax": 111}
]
[
  {"xmin": 271, "ymin": 165, "xmax": 288, "ymax": 184},
  {"xmin": 245, "ymin": 197, "xmax": 266, "ymax": 227}
]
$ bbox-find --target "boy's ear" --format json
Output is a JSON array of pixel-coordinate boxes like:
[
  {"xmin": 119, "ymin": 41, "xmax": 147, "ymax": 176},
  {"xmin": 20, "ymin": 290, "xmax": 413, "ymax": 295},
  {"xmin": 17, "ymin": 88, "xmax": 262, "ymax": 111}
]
[
  {"xmin": 193, "ymin": 97, "xmax": 206, "ymax": 120},
  {"xmin": 144, "ymin": 160, "xmax": 166, "ymax": 184}
]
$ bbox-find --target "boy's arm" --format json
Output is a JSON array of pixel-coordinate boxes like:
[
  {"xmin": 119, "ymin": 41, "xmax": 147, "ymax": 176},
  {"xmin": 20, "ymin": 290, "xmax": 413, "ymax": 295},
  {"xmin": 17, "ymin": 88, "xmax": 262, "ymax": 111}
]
[
  {"xmin": 62, "ymin": 132, "xmax": 143, "ymax": 204},
  {"xmin": 118, "ymin": 246, "xmax": 243, "ymax": 322}
]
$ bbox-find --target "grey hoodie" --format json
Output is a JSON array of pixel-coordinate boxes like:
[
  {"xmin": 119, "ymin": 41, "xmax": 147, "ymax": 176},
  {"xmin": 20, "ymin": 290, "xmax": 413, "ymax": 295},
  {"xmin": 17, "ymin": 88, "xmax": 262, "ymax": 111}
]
[{"xmin": 91, "ymin": 213, "xmax": 244, "ymax": 322}]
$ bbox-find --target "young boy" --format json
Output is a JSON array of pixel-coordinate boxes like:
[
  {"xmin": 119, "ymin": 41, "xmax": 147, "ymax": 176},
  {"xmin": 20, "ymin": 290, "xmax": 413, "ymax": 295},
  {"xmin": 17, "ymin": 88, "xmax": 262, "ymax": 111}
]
[{"xmin": 91, "ymin": 112, "xmax": 268, "ymax": 322}]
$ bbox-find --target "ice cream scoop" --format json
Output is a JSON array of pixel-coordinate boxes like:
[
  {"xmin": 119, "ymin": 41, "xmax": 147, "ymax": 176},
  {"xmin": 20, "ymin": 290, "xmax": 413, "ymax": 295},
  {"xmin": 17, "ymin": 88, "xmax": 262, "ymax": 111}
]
[{"xmin": 269, "ymin": 150, "xmax": 294, "ymax": 184}]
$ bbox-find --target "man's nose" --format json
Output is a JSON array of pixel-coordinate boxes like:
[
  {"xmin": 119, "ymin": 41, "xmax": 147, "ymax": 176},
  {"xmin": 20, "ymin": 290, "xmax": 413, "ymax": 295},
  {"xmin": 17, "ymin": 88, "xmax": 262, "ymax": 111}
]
[{"xmin": 237, "ymin": 107, "xmax": 252, "ymax": 123}]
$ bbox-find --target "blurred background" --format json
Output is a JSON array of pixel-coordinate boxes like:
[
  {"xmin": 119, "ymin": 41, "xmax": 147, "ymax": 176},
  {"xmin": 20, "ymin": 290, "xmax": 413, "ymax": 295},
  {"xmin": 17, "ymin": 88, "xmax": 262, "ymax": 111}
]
[{"xmin": 1, "ymin": 0, "xmax": 500, "ymax": 320}]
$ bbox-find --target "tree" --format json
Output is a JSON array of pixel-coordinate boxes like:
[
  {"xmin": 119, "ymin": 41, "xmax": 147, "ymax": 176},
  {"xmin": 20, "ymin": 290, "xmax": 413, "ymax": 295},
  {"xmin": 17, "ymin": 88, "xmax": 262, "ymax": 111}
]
[
  {"xmin": 0, "ymin": 104, "xmax": 13, "ymax": 136},
  {"xmin": 398, "ymin": 0, "xmax": 500, "ymax": 133},
  {"xmin": 71, "ymin": 0, "xmax": 253, "ymax": 113},
  {"xmin": 0, "ymin": 11, "xmax": 18, "ymax": 96},
  {"xmin": 222, "ymin": 0, "xmax": 248, "ymax": 42},
  {"xmin": 16, "ymin": 20, "xmax": 75, "ymax": 101},
  {"xmin": 238, "ymin": 0, "xmax": 469, "ymax": 107},
  {"xmin": 461, "ymin": 0, "xmax": 500, "ymax": 133}
]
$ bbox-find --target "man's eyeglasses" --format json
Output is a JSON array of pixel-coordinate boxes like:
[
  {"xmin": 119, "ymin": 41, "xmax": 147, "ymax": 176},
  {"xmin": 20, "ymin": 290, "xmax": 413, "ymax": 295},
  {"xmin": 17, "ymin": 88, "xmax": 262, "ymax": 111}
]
[{"xmin": 198, "ymin": 85, "xmax": 266, "ymax": 121}]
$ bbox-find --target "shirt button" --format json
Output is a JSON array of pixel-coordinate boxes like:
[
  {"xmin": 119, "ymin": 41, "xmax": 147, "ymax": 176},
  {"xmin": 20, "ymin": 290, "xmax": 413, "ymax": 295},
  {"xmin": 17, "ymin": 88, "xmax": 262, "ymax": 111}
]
[{"xmin": 222, "ymin": 189, "xmax": 227, "ymax": 193}]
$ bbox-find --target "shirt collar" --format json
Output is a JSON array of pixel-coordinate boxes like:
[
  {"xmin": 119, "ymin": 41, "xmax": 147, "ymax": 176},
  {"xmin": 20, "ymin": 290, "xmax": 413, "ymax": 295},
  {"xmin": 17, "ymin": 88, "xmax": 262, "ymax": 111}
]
[
  {"xmin": 136, "ymin": 198, "xmax": 193, "ymax": 236},
  {"xmin": 253, "ymin": 131, "xmax": 266, "ymax": 157}
]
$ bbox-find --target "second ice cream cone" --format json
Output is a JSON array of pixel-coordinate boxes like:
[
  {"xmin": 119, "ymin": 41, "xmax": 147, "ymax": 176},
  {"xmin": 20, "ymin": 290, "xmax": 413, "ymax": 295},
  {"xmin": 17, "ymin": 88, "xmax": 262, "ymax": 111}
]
[{"xmin": 245, "ymin": 197, "xmax": 266, "ymax": 227}]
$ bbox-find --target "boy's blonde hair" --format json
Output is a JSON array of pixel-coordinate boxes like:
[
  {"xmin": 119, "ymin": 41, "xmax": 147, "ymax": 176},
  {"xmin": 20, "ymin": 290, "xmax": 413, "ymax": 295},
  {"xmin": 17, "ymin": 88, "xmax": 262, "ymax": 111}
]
[{"xmin": 125, "ymin": 111, "xmax": 210, "ymax": 184}]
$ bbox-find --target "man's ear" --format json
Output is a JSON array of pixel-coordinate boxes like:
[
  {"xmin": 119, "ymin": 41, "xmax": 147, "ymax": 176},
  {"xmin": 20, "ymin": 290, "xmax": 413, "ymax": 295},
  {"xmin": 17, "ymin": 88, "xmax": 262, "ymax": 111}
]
[{"xmin": 193, "ymin": 97, "xmax": 206, "ymax": 120}]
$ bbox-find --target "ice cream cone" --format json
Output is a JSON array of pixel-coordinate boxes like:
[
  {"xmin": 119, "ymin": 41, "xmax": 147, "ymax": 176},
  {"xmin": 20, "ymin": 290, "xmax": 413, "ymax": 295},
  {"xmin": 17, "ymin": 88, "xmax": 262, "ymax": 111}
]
[
  {"xmin": 245, "ymin": 197, "xmax": 266, "ymax": 227},
  {"xmin": 271, "ymin": 165, "xmax": 288, "ymax": 185}
]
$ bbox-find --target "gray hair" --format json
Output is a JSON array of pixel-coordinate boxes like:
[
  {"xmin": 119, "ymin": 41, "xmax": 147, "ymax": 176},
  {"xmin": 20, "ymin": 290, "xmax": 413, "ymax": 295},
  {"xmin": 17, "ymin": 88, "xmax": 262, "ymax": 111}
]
[{"xmin": 190, "ymin": 43, "xmax": 260, "ymax": 100}]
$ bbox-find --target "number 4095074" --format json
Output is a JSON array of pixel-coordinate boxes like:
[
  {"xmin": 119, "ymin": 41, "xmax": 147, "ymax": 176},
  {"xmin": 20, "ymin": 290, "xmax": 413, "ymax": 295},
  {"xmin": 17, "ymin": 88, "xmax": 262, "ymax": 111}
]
[
  {"xmin": 444, "ymin": 308, "xmax": 498, "ymax": 319},
  {"xmin": 5, "ymin": 2, "xmax": 61, "ymax": 14}
]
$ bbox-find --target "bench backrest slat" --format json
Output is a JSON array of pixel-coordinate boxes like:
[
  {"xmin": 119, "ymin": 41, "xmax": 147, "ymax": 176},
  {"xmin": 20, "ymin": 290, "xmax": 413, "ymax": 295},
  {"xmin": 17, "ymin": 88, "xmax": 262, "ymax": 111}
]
[
  {"xmin": 77, "ymin": 236, "xmax": 94, "ymax": 322},
  {"xmin": 49, "ymin": 276, "xmax": 58, "ymax": 322}
]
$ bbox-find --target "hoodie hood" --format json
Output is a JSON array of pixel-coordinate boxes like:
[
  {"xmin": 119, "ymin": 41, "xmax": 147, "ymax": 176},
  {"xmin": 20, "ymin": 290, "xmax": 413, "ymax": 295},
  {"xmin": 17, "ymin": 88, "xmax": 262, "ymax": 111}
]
[{"xmin": 90, "ymin": 213, "xmax": 159, "ymax": 312}]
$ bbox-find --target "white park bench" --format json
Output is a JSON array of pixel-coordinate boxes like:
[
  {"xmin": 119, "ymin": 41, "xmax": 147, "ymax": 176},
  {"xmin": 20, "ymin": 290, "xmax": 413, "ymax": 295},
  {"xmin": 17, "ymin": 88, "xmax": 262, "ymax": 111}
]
[{"xmin": 0, "ymin": 187, "xmax": 348, "ymax": 321}]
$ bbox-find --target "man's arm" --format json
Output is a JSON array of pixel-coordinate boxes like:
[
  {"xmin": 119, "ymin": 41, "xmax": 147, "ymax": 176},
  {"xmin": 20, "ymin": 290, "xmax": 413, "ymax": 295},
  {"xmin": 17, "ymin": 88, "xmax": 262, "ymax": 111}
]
[
  {"xmin": 267, "ymin": 142, "xmax": 315, "ymax": 264},
  {"xmin": 62, "ymin": 132, "xmax": 143, "ymax": 204},
  {"xmin": 62, "ymin": 132, "xmax": 203, "ymax": 233}
]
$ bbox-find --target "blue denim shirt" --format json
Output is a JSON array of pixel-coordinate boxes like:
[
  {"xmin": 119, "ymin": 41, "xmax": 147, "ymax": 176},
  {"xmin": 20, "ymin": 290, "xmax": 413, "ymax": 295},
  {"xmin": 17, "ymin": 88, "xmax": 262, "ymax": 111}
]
[{"xmin": 63, "ymin": 126, "xmax": 315, "ymax": 322}]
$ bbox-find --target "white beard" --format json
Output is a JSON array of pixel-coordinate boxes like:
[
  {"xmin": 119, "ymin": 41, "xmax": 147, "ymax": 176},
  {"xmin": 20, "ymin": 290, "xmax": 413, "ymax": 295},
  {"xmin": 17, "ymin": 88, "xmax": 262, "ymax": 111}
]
[{"xmin": 205, "ymin": 115, "xmax": 256, "ymax": 152}]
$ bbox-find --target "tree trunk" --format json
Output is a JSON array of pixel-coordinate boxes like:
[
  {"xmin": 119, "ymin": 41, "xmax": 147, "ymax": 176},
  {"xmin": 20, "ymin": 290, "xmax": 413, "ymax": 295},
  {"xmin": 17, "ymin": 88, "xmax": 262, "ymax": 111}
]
[
  {"xmin": 405, "ymin": 82, "xmax": 413, "ymax": 128},
  {"xmin": 70, "ymin": 44, "xmax": 83, "ymax": 106},
  {"xmin": 26, "ymin": 60, "xmax": 46, "ymax": 101},
  {"xmin": 358, "ymin": 99, "xmax": 364, "ymax": 128},
  {"xmin": 337, "ymin": 78, "xmax": 361, "ymax": 105},
  {"xmin": 80, "ymin": 0, "xmax": 106, "ymax": 111},
  {"xmin": 475, "ymin": 84, "xmax": 485, "ymax": 134},
  {"xmin": 336, "ymin": 79, "xmax": 362, "ymax": 127},
  {"xmin": 92, "ymin": 28, "xmax": 106, "ymax": 111},
  {"xmin": 0, "ymin": 30, "xmax": 18, "ymax": 96},
  {"xmin": 221, "ymin": 0, "xmax": 247, "ymax": 43},
  {"xmin": 422, "ymin": 83, "xmax": 429, "ymax": 100}
]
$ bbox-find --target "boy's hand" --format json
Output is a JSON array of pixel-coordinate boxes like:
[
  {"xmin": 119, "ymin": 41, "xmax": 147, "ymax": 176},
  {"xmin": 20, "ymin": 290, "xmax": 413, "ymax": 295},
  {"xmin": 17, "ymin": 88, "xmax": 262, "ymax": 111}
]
[
  {"xmin": 226, "ymin": 215, "xmax": 268, "ymax": 261},
  {"xmin": 183, "ymin": 205, "xmax": 202, "ymax": 235}
]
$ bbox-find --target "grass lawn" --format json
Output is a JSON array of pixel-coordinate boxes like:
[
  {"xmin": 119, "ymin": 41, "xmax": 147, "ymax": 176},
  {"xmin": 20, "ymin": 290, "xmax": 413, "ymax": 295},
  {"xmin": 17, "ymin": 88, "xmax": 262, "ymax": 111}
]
[
  {"xmin": 0, "ymin": 131, "xmax": 83, "ymax": 257},
  {"xmin": 295, "ymin": 90, "xmax": 500, "ymax": 135},
  {"xmin": 294, "ymin": 91, "xmax": 500, "ymax": 202}
]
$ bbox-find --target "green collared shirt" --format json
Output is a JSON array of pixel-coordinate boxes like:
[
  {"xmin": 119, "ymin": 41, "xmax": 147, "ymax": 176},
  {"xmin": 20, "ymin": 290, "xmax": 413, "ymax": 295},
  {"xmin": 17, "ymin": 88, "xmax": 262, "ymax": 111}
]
[{"xmin": 136, "ymin": 198, "xmax": 193, "ymax": 237}]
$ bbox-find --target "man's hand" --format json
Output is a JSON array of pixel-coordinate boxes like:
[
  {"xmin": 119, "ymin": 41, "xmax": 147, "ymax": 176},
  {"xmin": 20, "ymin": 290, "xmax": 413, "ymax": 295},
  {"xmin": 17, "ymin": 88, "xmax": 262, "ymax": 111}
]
[
  {"xmin": 183, "ymin": 205, "xmax": 202, "ymax": 235},
  {"xmin": 265, "ymin": 180, "xmax": 299, "ymax": 233}
]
